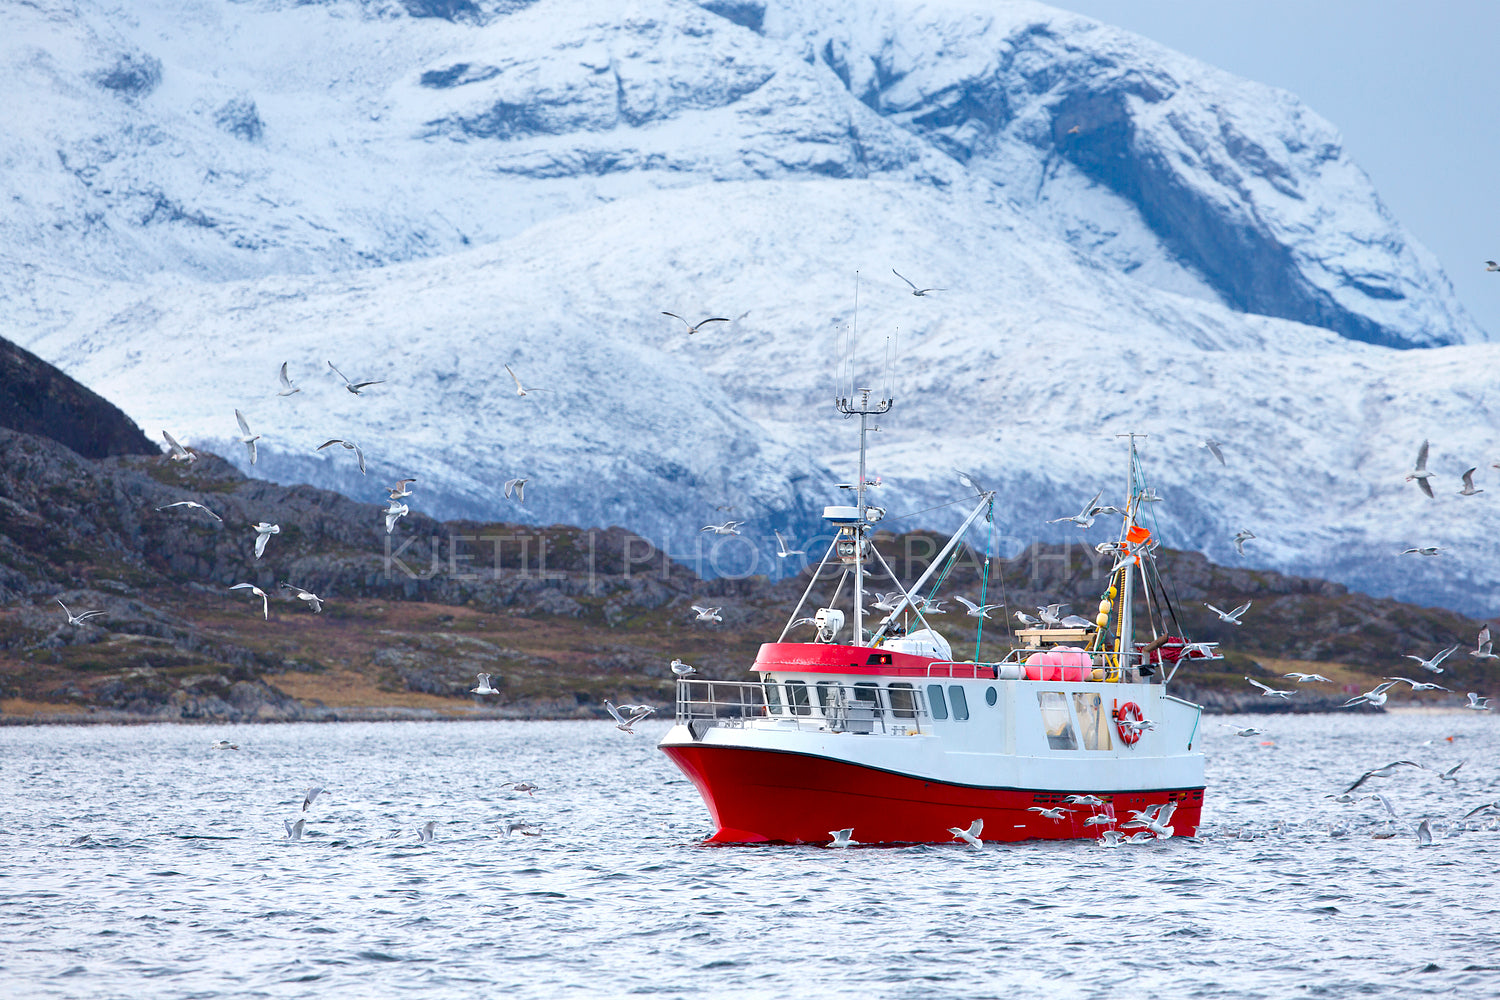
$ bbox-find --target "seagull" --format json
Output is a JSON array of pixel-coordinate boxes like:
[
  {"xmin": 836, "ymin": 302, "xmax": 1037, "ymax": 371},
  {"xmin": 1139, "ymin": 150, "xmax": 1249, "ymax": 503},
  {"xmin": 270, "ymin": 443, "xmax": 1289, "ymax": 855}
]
[
  {"xmin": 1382, "ymin": 677, "xmax": 1450, "ymax": 692},
  {"xmin": 1283, "ymin": 672, "xmax": 1332, "ymax": 683},
  {"xmin": 1416, "ymin": 819, "xmax": 1433, "ymax": 847},
  {"xmin": 1119, "ymin": 716, "xmax": 1156, "ymax": 737},
  {"xmin": 1458, "ymin": 468, "xmax": 1484, "ymax": 496},
  {"xmin": 828, "ymin": 828, "xmax": 858, "ymax": 848},
  {"xmin": 1469, "ymin": 626, "xmax": 1498, "ymax": 660},
  {"xmin": 1400, "ymin": 546, "xmax": 1441, "ymax": 556},
  {"xmin": 1462, "ymin": 800, "xmax": 1500, "ymax": 819},
  {"xmin": 1083, "ymin": 814, "xmax": 1114, "ymax": 826},
  {"xmin": 1066, "ymin": 124, "xmax": 1082, "ymax": 135},
  {"xmin": 774, "ymin": 530, "xmax": 805, "ymax": 558},
  {"xmin": 1465, "ymin": 692, "xmax": 1492, "ymax": 711},
  {"xmin": 1404, "ymin": 645, "xmax": 1458, "ymax": 674},
  {"xmin": 229, "ymin": 583, "xmax": 269, "ymax": 620},
  {"xmin": 498, "ymin": 820, "xmax": 541, "ymax": 837},
  {"xmin": 276, "ymin": 361, "xmax": 301, "ymax": 396},
  {"xmin": 302, "ymin": 786, "xmax": 324, "ymax": 811},
  {"xmin": 1245, "ymin": 677, "xmax": 1295, "ymax": 699},
  {"xmin": 1343, "ymin": 759, "xmax": 1423, "ymax": 793},
  {"xmin": 1231, "ymin": 529, "xmax": 1255, "ymax": 556},
  {"xmin": 1202, "ymin": 440, "xmax": 1226, "ymax": 465},
  {"xmin": 471, "ymin": 673, "xmax": 497, "ymax": 695},
  {"xmin": 503, "ymin": 364, "xmax": 547, "ymax": 397},
  {"xmin": 416, "ymin": 821, "xmax": 436, "ymax": 844},
  {"xmin": 956, "ymin": 469, "xmax": 987, "ymax": 495},
  {"xmin": 606, "ymin": 700, "xmax": 654, "ymax": 734},
  {"xmin": 670, "ymin": 658, "xmax": 696, "ymax": 677},
  {"xmin": 507, "ymin": 781, "xmax": 538, "ymax": 796},
  {"xmin": 1488, "ymin": 260, "xmax": 1500, "ymax": 271},
  {"xmin": 1058, "ymin": 614, "xmax": 1095, "ymax": 628},
  {"xmin": 701, "ymin": 521, "xmax": 743, "ymax": 535},
  {"xmin": 1036, "ymin": 604, "xmax": 1068, "ymax": 627},
  {"xmin": 155, "ymin": 500, "xmax": 223, "ymax": 522},
  {"xmin": 691, "ymin": 605, "xmax": 723, "ymax": 623},
  {"xmin": 317, "ymin": 439, "xmax": 366, "ymax": 475},
  {"xmin": 1063, "ymin": 794, "xmax": 1105, "ymax": 807},
  {"xmin": 161, "ymin": 429, "xmax": 196, "ymax": 463},
  {"xmin": 1204, "ymin": 601, "xmax": 1251, "ymax": 625},
  {"xmin": 1341, "ymin": 681, "xmax": 1400, "ymax": 710},
  {"xmin": 252, "ymin": 522, "xmax": 280, "ymax": 559},
  {"xmin": 383, "ymin": 502, "xmax": 408, "ymax": 534},
  {"xmin": 1027, "ymin": 806, "xmax": 1068, "ymax": 821},
  {"xmin": 327, "ymin": 360, "xmax": 384, "ymax": 395},
  {"xmin": 284, "ymin": 818, "xmax": 305, "ymax": 841},
  {"xmin": 947, "ymin": 819, "xmax": 983, "ymax": 848},
  {"xmin": 386, "ymin": 478, "xmax": 417, "ymax": 500},
  {"xmin": 1438, "ymin": 760, "xmax": 1466, "ymax": 781},
  {"xmin": 495, "ymin": 479, "xmax": 527, "ymax": 506},
  {"xmin": 1139, "ymin": 802, "xmax": 1177, "ymax": 839},
  {"xmin": 661, "ymin": 312, "xmax": 729, "ymax": 335},
  {"xmin": 56, "ymin": 598, "xmax": 105, "ymax": 627},
  {"xmin": 280, "ymin": 583, "xmax": 323, "ymax": 613},
  {"xmin": 1014, "ymin": 611, "xmax": 1041, "ymax": 627},
  {"xmin": 211, "ymin": 739, "xmax": 238, "ymax": 750},
  {"xmin": 1047, "ymin": 489, "xmax": 1104, "ymax": 529},
  {"xmin": 954, "ymin": 595, "xmax": 1004, "ymax": 619},
  {"xmin": 892, "ymin": 268, "xmax": 943, "ymax": 296},
  {"xmin": 1097, "ymin": 829, "xmax": 1128, "ymax": 848},
  {"xmin": 1220, "ymin": 724, "xmax": 1268, "ymax": 737},
  {"xmin": 1406, "ymin": 440, "xmax": 1435, "ymax": 498},
  {"xmin": 872, "ymin": 593, "xmax": 902, "ymax": 613}
]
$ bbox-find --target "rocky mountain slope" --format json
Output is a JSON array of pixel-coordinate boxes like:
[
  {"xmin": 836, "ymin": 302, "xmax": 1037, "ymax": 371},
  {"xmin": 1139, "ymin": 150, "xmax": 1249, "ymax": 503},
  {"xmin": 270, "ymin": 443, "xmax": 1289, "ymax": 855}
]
[{"xmin": 5, "ymin": 0, "xmax": 1498, "ymax": 617}]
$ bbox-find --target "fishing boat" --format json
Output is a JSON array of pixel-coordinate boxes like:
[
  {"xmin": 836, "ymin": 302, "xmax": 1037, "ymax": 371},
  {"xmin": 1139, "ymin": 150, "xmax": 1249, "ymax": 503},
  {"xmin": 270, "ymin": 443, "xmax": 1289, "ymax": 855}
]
[{"xmin": 658, "ymin": 383, "xmax": 1216, "ymax": 845}]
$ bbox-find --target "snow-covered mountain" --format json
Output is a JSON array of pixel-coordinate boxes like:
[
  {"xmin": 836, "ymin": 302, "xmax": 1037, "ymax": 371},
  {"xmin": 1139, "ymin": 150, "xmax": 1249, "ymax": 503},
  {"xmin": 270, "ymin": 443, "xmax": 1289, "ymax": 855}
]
[{"xmin": 5, "ymin": 0, "xmax": 1498, "ymax": 615}]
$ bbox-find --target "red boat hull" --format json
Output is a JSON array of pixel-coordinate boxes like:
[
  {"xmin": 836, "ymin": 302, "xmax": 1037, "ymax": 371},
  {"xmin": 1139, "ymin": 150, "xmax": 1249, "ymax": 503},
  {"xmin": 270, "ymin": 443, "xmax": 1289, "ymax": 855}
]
[{"xmin": 662, "ymin": 743, "xmax": 1204, "ymax": 844}]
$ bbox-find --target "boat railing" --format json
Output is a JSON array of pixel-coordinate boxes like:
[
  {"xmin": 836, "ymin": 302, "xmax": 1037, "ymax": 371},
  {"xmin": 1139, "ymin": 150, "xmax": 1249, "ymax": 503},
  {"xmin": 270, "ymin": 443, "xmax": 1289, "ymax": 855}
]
[{"xmin": 675, "ymin": 678, "xmax": 930, "ymax": 737}]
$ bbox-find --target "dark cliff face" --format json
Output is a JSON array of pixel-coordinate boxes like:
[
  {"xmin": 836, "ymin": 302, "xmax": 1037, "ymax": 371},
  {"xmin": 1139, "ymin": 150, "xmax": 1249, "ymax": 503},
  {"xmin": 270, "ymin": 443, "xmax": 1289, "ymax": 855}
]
[{"xmin": 0, "ymin": 336, "xmax": 156, "ymax": 460}]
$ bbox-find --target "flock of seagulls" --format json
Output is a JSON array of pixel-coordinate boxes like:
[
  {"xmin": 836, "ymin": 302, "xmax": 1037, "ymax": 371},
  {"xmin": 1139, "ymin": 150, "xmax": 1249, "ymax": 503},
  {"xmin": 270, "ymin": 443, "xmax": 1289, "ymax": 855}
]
[{"xmin": 1323, "ymin": 753, "xmax": 1500, "ymax": 845}]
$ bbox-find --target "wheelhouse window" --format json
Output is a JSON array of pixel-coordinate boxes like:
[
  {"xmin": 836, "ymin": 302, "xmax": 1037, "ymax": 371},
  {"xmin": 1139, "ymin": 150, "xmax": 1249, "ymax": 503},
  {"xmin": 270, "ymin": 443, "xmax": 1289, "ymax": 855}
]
[
  {"xmin": 785, "ymin": 680, "xmax": 813, "ymax": 717},
  {"xmin": 816, "ymin": 681, "xmax": 839, "ymax": 712},
  {"xmin": 1072, "ymin": 693, "xmax": 1112, "ymax": 750},
  {"xmin": 1037, "ymin": 691, "xmax": 1078, "ymax": 750},
  {"xmin": 948, "ymin": 685, "xmax": 969, "ymax": 721},
  {"xmin": 927, "ymin": 684, "xmax": 949, "ymax": 720},
  {"xmin": 889, "ymin": 682, "xmax": 918, "ymax": 720},
  {"xmin": 853, "ymin": 682, "xmax": 883, "ymax": 716},
  {"xmin": 764, "ymin": 679, "xmax": 784, "ymax": 715}
]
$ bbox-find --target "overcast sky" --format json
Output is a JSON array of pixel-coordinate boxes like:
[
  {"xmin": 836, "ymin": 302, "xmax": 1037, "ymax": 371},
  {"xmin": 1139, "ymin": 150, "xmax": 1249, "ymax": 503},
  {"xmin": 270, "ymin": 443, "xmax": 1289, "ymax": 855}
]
[{"xmin": 1057, "ymin": 0, "xmax": 1499, "ymax": 341}]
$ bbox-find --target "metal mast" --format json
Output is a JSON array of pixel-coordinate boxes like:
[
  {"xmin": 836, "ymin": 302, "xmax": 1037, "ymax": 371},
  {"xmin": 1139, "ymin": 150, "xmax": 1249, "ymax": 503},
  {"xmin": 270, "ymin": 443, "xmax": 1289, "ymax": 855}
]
[
  {"xmin": 1116, "ymin": 432, "xmax": 1145, "ymax": 667},
  {"xmin": 836, "ymin": 386, "xmax": 892, "ymax": 646}
]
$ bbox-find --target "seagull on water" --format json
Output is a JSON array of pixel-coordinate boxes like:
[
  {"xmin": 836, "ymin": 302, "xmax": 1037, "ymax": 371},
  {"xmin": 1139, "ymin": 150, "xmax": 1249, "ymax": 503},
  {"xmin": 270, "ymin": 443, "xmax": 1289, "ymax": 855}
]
[
  {"xmin": 1343, "ymin": 759, "xmax": 1423, "ymax": 793},
  {"xmin": 155, "ymin": 500, "xmax": 223, "ymax": 522},
  {"xmin": 1027, "ymin": 806, "xmax": 1069, "ymax": 821},
  {"xmin": 471, "ymin": 673, "xmax": 497, "ymax": 695},
  {"xmin": 1341, "ymin": 681, "xmax": 1401, "ymax": 710},
  {"xmin": 606, "ymin": 700, "xmax": 654, "ymax": 734},
  {"xmin": 1469, "ymin": 626, "xmax": 1498, "ymax": 661},
  {"xmin": 386, "ymin": 478, "xmax": 417, "ymax": 500},
  {"xmin": 661, "ymin": 312, "xmax": 730, "ymax": 335},
  {"xmin": 947, "ymin": 819, "xmax": 983, "ymax": 848},
  {"xmin": 285, "ymin": 818, "xmax": 305, "ymax": 841},
  {"xmin": 276, "ymin": 361, "xmax": 301, "ymax": 396},
  {"xmin": 892, "ymin": 268, "xmax": 944, "ymax": 296},
  {"xmin": 1283, "ymin": 672, "xmax": 1332, "ymax": 683},
  {"xmin": 1458, "ymin": 468, "xmax": 1484, "ymax": 496},
  {"xmin": 383, "ymin": 502, "xmax": 408, "ymax": 534},
  {"xmin": 1406, "ymin": 440, "xmax": 1436, "ymax": 498},
  {"xmin": 1465, "ymin": 692, "xmax": 1492, "ymax": 711},
  {"xmin": 774, "ymin": 530, "xmax": 805, "ymax": 558},
  {"xmin": 317, "ymin": 439, "xmax": 366, "ymax": 475},
  {"xmin": 416, "ymin": 821, "xmax": 436, "ymax": 843},
  {"xmin": 252, "ymin": 522, "xmax": 280, "ymax": 559},
  {"xmin": 1231, "ymin": 529, "xmax": 1255, "ymax": 556},
  {"xmin": 670, "ymin": 658, "xmax": 696, "ymax": 677},
  {"xmin": 1383, "ymin": 677, "xmax": 1450, "ymax": 692},
  {"xmin": 327, "ymin": 360, "xmax": 384, "ymax": 395},
  {"xmin": 498, "ymin": 820, "xmax": 541, "ymax": 837},
  {"xmin": 302, "ymin": 786, "xmax": 324, "ymax": 811},
  {"xmin": 691, "ymin": 605, "xmax": 722, "ymax": 623},
  {"xmin": 1404, "ymin": 645, "xmax": 1458, "ymax": 674},
  {"xmin": 230, "ymin": 583, "xmax": 269, "ymax": 620},
  {"xmin": 1204, "ymin": 601, "xmax": 1251, "ymax": 625},
  {"xmin": 56, "ymin": 598, "xmax": 104, "ymax": 626},
  {"xmin": 701, "ymin": 521, "xmax": 743, "ymax": 535},
  {"xmin": 1400, "ymin": 546, "xmax": 1441, "ymax": 556},
  {"xmin": 954, "ymin": 595, "xmax": 1004, "ymax": 619},
  {"xmin": 280, "ymin": 583, "xmax": 323, "ymax": 613},
  {"xmin": 828, "ymin": 828, "xmax": 858, "ymax": 848},
  {"xmin": 211, "ymin": 739, "xmax": 238, "ymax": 750},
  {"xmin": 1246, "ymin": 677, "xmax": 1295, "ymax": 699},
  {"xmin": 1202, "ymin": 440, "xmax": 1226, "ymax": 465},
  {"xmin": 504, "ymin": 478, "xmax": 527, "ymax": 503},
  {"xmin": 162, "ymin": 429, "xmax": 196, "ymax": 463},
  {"xmin": 1416, "ymin": 819, "xmax": 1433, "ymax": 847}
]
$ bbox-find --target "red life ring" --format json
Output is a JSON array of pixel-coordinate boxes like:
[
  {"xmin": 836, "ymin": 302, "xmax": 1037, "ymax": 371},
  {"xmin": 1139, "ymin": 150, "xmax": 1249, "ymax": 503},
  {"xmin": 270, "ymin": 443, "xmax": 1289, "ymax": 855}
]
[{"xmin": 1115, "ymin": 701, "xmax": 1144, "ymax": 746}]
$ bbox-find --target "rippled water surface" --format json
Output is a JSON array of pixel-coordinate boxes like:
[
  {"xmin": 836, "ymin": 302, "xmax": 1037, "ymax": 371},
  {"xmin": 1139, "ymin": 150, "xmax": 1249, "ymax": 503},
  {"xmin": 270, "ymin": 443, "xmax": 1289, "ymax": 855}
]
[{"xmin": 2, "ymin": 713, "xmax": 1497, "ymax": 999}]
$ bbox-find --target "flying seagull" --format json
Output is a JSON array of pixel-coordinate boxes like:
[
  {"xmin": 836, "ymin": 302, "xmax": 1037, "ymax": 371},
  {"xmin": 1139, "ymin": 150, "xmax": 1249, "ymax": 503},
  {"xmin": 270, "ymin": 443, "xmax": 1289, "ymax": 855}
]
[
  {"xmin": 1221, "ymin": 724, "xmax": 1268, "ymax": 737},
  {"xmin": 326, "ymin": 360, "xmax": 384, "ymax": 395},
  {"xmin": 1048, "ymin": 489, "xmax": 1105, "ymax": 530},
  {"xmin": 1245, "ymin": 677, "xmax": 1295, "ymax": 699},
  {"xmin": 1406, "ymin": 440, "xmax": 1435, "ymax": 498},
  {"xmin": 1283, "ymin": 672, "xmax": 1332, "ymax": 683},
  {"xmin": 1201, "ymin": 439, "xmax": 1226, "ymax": 465},
  {"xmin": 504, "ymin": 478, "xmax": 527, "ymax": 503},
  {"xmin": 606, "ymin": 700, "xmax": 654, "ymax": 734},
  {"xmin": 229, "ymin": 583, "xmax": 269, "ymax": 620},
  {"xmin": 252, "ymin": 522, "xmax": 280, "ymax": 559},
  {"xmin": 386, "ymin": 478, "xmax": 417, "ymax": 500},
  {"xmin": 1438, "ymin": 760, "xmax": 1466, "ymax": 782},
  {"xmin": 1064, "ymin": 794, "xmax": 1106, "ymax": 808},
  {"xmin": 155, "ymin": 500, "xmax": 223, "ymax": 522},
  {"xmin": 1470, "ymin": 626, "xmax": 1499, "ymax": 660},
  {"xmin": 1416, "ymin": 819, "xmax": 1433, "ymax": 847},
  {"xmin": 1232, "ymin": 529, "xmax": 1255, "ymax": 556},
  {"xmin": 1382, "ymin": 677, "xmax": 1450, "ymax": 692},
  {"xmin": 661, "ymin": 312, "xmax": 729, "ymax": 335},
  {"xmin": 383, "ymin": 502, "xmax": 408, "ymax": 534},
  {"xmin": 701, "ymin": 521, "xmax": 743, "ymax": 535},
  {"xmin": 233, "ymin": 409, "xmax": 260, "ymax": 465},
  {"xmin": 954, "ymin": 595, "xmax": 1004, "ymax": 619},
  {"xmin": 692, "ymin": 605, "xmax": 723, "ymax": 623},
  {"xmin": 1465, "ymin": 692, "xmax": 1492, "ymax": 711},
  {"xmin": 774, "ymin": 530, "xmax": 805, "ymax": 558},
  {"xmin": 276, "ymin": 362, "xmax": 301, "ymax": 397},
  {"xmin": 892, "ymin": 268, "xmax": 943, "ymax": 296},
  {"xmin": 280, "ymin": 583, "xmax": 323, "ymax": 613},
  {"xmin": 504, "ymin": 364, "xmax": 547, "ymax": 397},
  {"xmin": 284, "ymin": 818, "xmax": 305, "ymax": 841},
  {"xmin": 416, "ymin": 821, "xmax": 436, "ymax": 844},
  {"xmin": 1458, "ymin": 468, "xmax": 1484, "ymax": 496},
  {"xmin": 1341, "ymin": 681, "xmax": 1401, "ymax": 710},
  {"xmin": 162, "ymin": 429, "xmax": 196, "ymax": 463},
  {"xmin": 1027, "ymin": 806, "xmax": 1069, "ymax": 821},
  {"xmin": 1487, "ymin": 260, "xmax": 1500, "ymax": 272},
  {"xmin": 471, "ymin": 673, "xmax": 497, "ymax": 695},
  {"xmin": 828, "ymin": 828, "xmax": 858, "ymax": 848},
  {"xmin": 1400, "ymin": 546, "xmax": 1441, "ymax": 556},
  {"xmin": 317, "ymin": 439, "xmax": 366, "ymax": 475},
  {"xmin": 1204, "ymin": 601, "xmax": 1251, "ymax": 625},
  {"xmin": 947, "ymin": 818, "xmax": 983, "ymax": 848},
  {"xmin": 302, "ymin": 786, "xmax": 324, "ymax": 812},
  {"xmin": 1343, "ymin": 760, "xmax": 1424, "ymax": 793},
  {"xmin": 56, "ymin": 598, "xmax": 105, "ymax": 627},
  {"xmin": 1403, "ymin": 645, "xmax": 1458, "ymax": 674}
]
